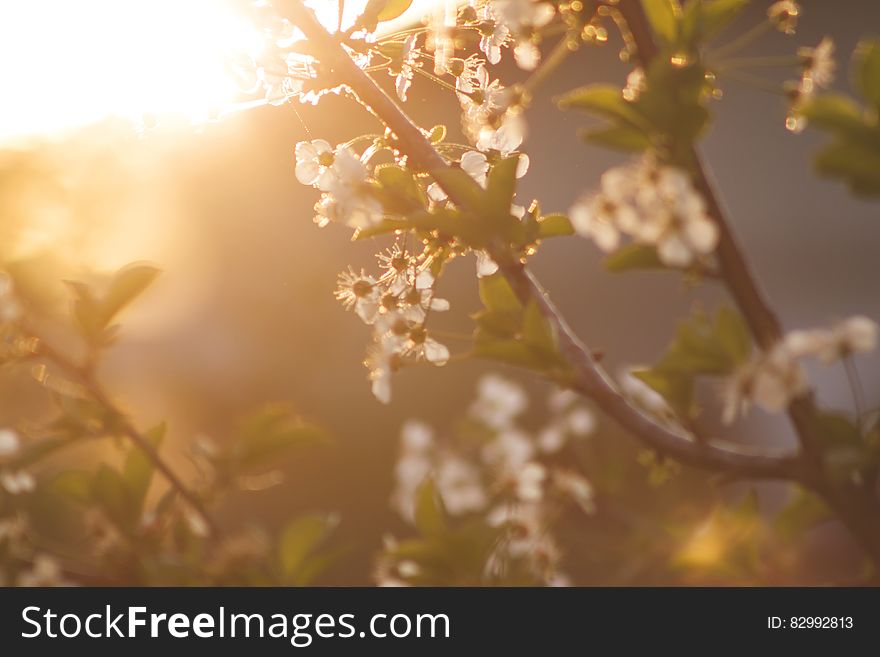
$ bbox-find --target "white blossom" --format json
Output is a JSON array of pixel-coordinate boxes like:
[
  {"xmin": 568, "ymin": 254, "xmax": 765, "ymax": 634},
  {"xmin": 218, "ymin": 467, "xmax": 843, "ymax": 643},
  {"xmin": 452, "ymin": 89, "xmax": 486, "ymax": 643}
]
[
  {"xmin": 475, "ymin": 250, "xmax": 500, "ymax": 278},
  {"xmin": 723, "ymin": 343, "xmax": 807, "ymax": 422},
  {"xmin": 0, "ymin": 272, "xmax": 21, "ymax": 323},
  {"xmin": 401, "ymin": 270, "xmax": 450, "ymax": 323},
  {"xmin": 552, "ymin": 469, "xmax": 595, "ymax": 514},
  {"xmin": 768, "ymin": 1, "xmax": 800, "ymax": 35},
  {"xmin": 294, "ymin": 139, "xmax": 335, "ymax": 188},
  {"xmin": 511, "ymin": 461, "xmax": 546, "ymax": 502},
  {"xmin": 786, "ymin": 316, "xmax": 877, "ymax": 364},
  {"xmin": 573, "ymin": 159, "xmax": 719, "ymax": 266},
  {"xmin": 335, "ymin": 268, "xmax": 380, "ymax": 324},
  {"xmin": 394, "ymin": 34, "xmax": 419, "ymax": 102},
  {"xmin": 0, "ymin": 470, "xmax": 35, "ymax": 495},
  {"xmin": 476, "ymin": 114, "xmax": 528, "ymax": 157},
  {"xmin": 482, "ymin": 428, "xmax": 535, "ymax": 469},
  {"xmin": 798, "ymin": 37, "xmax": 836, "ymax": 94},
  {"xmin": 477, "ymin": 5, "xmax": 510, "ymax": 64},
  {"xmin": 470, "ymin": 374, "xmax": 528, "ymax": 430},
  {"xmin": 17, "ymin": 555, "xmax": 68, "ymax": 587},
  {"xmin": 492, "ymin": 0, "xmax": 555, "ymax": 70},
  {"xmin": 436, "ymin": 456, "xmax": 487, "ymax": 514},
  {"xmin": 0, "ymin": 429, "xmax": 20, "ymax": 459}
]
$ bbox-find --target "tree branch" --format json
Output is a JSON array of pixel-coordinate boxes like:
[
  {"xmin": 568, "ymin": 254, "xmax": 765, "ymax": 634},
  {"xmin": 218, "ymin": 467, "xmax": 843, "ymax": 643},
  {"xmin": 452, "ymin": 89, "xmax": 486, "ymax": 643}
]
[
  {"xmin": 612, "ymin": 0, "xmax": 880, "ymax": 566},
  {"xmin": 29, "ymin": 334, "xmax": 221, "ymax": 538},
  {"xmin": 279, "ymin": 0, "xmax": 804, "ymax": 481}
]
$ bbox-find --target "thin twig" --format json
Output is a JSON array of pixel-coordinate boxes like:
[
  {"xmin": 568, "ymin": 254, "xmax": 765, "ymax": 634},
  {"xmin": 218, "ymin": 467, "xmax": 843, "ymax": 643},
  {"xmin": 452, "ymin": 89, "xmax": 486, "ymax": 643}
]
[{"xmin": 28, "ymin": 333, "xmax": 220, "ymax": 538}]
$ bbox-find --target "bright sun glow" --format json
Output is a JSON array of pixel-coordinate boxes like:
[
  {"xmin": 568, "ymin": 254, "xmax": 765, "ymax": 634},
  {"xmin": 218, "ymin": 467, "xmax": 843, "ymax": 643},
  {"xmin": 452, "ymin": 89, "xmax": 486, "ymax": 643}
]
[{"xmin": 0, "ymin": 0, "xmax": 427, "ymax": 143}]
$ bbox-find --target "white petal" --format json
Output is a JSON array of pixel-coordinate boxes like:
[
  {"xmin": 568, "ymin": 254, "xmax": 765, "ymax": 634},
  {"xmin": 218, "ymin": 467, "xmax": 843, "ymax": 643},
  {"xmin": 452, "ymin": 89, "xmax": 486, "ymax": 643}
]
[
  {"xmin": 415, "ymin": 269, "xmax": 435, "ymax": 290},
  {"xmin": 372, "ymin": 376, "xmax": 392, "ymax": 404},
  {"xmin": 515, "ymin": 153, "xmax": 530, "ymax": 178},
  {"xmin": 684, "ymin": 217, "xmax": 719, "ymax": 253},
  {"xmin": 514, "ymin": 42, "xmax": 540, "ymax": 70},
  {"xmin": 424, "ymin": 338, "xmax": 450, "ymax": 365},
  {"xmin": 295, "ymin": 160, "xmax": 320, "ymax": 186},
  {"xmin": 460, "ymin": 151, "xmax": 489, "ymax": 182},
  {"xmin": 657, "ymin": 234, "xmax": 692, "ymax": 266},
  {"xmin": 590, "ymin": 220, "xmax": 619, "ymax": 252},
  {"xmin": 476, "ymin": 251, "xmax": 499, "ymax": 277},
  {"xmin": 355, "ymin": 298, "xmax": 380, "ymax": 324},
  {"xmin": 427, "ymin": 182, "xmax": 447, "ymax": 202},
  {"xmin": 295, "ymin": 141, "xmax": 318, "ymax": 162},
  {"xmin": 430, "ymin": 297, "xmax": 450, "ymax": 312}
]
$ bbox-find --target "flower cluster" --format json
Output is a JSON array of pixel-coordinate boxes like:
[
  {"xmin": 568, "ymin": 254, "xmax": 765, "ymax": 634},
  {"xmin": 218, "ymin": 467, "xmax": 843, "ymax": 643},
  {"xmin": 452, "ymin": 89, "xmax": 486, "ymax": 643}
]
[
  {"xmin": 454, "ymin": 60, "xmax": 527, "ymax": 152},
  {"xmin": 384, "ymin": 375, "xmax": 596, "ymax": 585},
  {"xmin": 335, "ymin": 245, "xmax": 451, "ymax": 404},
  {"xmin": 458, "ymin": 0, "xmax": 556, "ymax": 71},
  {"xmin": 768, "ymin": 1, "xmax": 801, "ymax": 36},
  {"xmin": 295, "ymin": 139, "xmax": 383, "ymax": 229},
  {"xmin": 570, "ymin": 157, "xmax": 720, "ymax": 267},
  {"xmin": 0, "ymin": 515, "xmax": 68, "ymax": 587},
  {"xmin": 786, "ymin": 36, "xmax": 836, "ymax": 131},
  {"xmin": 723, "ymin": 316, "xmax": 877, "ymax": 422}
]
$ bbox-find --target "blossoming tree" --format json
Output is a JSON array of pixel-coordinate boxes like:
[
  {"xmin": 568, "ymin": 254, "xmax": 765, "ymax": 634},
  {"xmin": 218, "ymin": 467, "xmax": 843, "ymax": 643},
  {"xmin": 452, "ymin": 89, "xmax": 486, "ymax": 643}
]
[{"xmin": 1, "ymin": 0, "xmax": 879, "ymax": 585}]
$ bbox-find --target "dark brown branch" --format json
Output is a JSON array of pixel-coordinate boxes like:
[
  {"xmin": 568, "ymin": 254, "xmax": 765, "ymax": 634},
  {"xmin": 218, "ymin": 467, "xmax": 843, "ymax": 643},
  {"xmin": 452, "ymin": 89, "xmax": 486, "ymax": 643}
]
[
  {"xmin": 279, "ymin": 0, "xmax": 804, "ymax": 481},
  {"xmin": 613, "ymin": 0, "xmax": 880, "ymax": 566}
]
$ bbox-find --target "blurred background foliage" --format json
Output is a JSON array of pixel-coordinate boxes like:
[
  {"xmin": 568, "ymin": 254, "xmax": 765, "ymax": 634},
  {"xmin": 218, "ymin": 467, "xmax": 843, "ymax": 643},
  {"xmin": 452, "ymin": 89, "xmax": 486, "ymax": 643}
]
[{"xmin": 0, "ymin": 0, "xmax": 879, "ymax": 584}]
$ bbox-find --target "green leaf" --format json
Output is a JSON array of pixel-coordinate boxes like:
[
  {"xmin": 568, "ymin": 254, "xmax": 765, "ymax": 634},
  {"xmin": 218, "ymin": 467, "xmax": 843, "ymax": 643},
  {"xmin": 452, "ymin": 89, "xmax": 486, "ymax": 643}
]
[
  {"xmin": 473, "ymin": 308, "xmax": 521, "ymax": 338},
  {"xmin": 359, "ymin": 0, "xmax": 413, "ymax": 30},
  {"xmin": 13, "ymin": 436, "xmax": 73, "ymax": 468},
  {"xmin": 557, "ymin": 85, "xmax": 651, "ymax": 131},
  {"xmin": 664, "ymin": 312, "xmax": 733, "ymax": 374},
  {"xmin": 375, "ymin": 0, "xmax": 413, "ymax": 21},
  {"xmin": 279, "ymin": 514, "xmax": 338, "ymax": 579},
  {"xmin": 99, "ymin": 264, "xmax": 160, "ymax": 328},
  {"xmin": 856, "ymin": 39, "xmax": 880, "ymax": 109},
  {"xmin": 521, "ymin": 300, "xmax": 559, "ymax": 359},
  {"xmin": 428, "ymin": 124, "xmax": 447, "ymax": 143},
  {"xmin": 775, "ymin": 488, "xmax": 831, "ymax": 539},
  {"xmin": 429, "ymin": 166, "xmax": 489, "ymax": 215},
  {"xmin": 66, "ymin": 265, "xmax": 160, "ymax": 343},
  {"xmin": 798, "ymin": 94, "xmax": 873, "ymax": 140},
  {"xmin": 92, "ymin": 464, "xmax": 135, "ymax": 530},
  {"xmin": 681, "ymin": 0, "xmax": 749, "ymax": 48},
  {"xmin": 537, "ymin": 213, "xmax": 574, "ymax": 238},
  {"xmin": 581, "ymin": 124, "xmax": 652, "ymax": 152},
  {"xmin": 373, "ymin": 164, "xmax": 425, "ymax": 214},
  {"xmin": 123, "ymin": 422, "xmax": 165, "ymax": 514},
  {"xmin": 636, "ymin": 58, "xmax": 711, "ymax": 143},
  {"xmin": 632, "ymin": 368, "xmax": 693, "ymax": 417},
  {"xmin": 235, "ymin": 405, "xmax": 327, "ymax": 473},
  {"xmin": 66, "ymin": 281, "xmax": 103, "ymax": 341},
  {"xmin": 641, "ymin": 0, "xmax": 680, "ymax": 44},
  {"xmin": 650, "ymin": 307, "xmax": 748, "ymax": 382},
  {"xmin": 414, "ymin": 478, "xmax": 448, "ymax": 537},
  {"xmin": 353, "ymin": 218, "xmax": 410, "ymax": 240},
  {"xmin": 485, "ymin": 156, "xmax": 520, "ymax": 218},
  {"xmin": 478, "ymin": 274, "xmax": 522, "ymax": 313},
  {"xmin": 51, "ymin": 470, "xmax": 93, "ymax": 504},
  {"xmin": 473, "ymin": 337, "xmax": 553, "ymax": 370},
  {"xmin": 714, "ymin": 306, "xmax": 751, "ymax": 365},
  {"xmin": 603, "ymin": 243, "xmax": 665, "ymax": 272},
  {"xmin": 812, "ymin": 412, "xmax": 861, "ymax": 447},
  {"xmin": 814, "ymin": 139, "xmax": 880, "ymax": 197}
]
